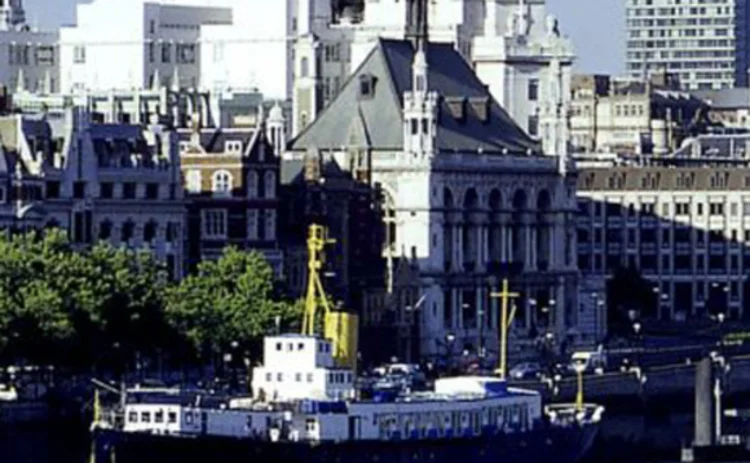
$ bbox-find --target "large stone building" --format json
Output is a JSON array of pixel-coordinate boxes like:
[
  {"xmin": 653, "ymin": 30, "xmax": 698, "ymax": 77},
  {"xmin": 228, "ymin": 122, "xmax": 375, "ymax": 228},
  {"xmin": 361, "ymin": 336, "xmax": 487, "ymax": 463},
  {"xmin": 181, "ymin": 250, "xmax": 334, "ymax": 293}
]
[
  {"xmin": 59, "ymin": 0, "xmax": 231, "ymax": 93},
  {"xmin": 569, "ymin": 73, "xmax": 708, "ymax": 156},
  {"xmin": 0, "ymin": 0, "xmax": 58, "ymax": 95},
  {"xmin": 291, "ymin": 0, "xmax": 576, "ymax": 149},
  {"xmin": 284, "ymin": 13, "xmax": 583, "ymax": 364},
  {"xmin": 625, "ymin": 0, "xmax": 750, "ymax": 90},
  {"xmin": 177, "ymin": 103, "xmax": 285, "ymax": 275},
  {"xmin": 577, "ymin": 136, "xmax": 750, "ymax": 322},
  {"xmin": 0, "ymin": 109, "xmax": 185, "ymax": 276}
]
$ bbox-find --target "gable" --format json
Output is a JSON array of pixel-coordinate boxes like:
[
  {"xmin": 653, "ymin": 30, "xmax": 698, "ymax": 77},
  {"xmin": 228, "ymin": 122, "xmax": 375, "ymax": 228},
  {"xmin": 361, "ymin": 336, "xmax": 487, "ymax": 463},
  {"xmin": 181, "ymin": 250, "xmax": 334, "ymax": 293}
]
[{"xmin": 290, "ymin": 39, "xmax": 540, "ymax": 156}]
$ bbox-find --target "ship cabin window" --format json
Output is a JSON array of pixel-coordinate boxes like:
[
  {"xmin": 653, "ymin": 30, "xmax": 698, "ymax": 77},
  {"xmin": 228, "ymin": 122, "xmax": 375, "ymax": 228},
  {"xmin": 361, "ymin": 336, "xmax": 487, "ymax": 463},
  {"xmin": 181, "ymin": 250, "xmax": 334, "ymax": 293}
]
[
  {"xmin": 277, "ymin": 373, "xmax": 283, "ymax": 382},
  {"xmin": 295, "ymin": 373, "xmax": 302, "ymax": 382},
  {"xmin": 276, "ymin": 342, "xmax": 282, "ymax": 351},
  {"xmin": 168, "ymin": 412, "xmax": 177, "ymax": 423},
  {"xmin": 298, "ymin": 342, "xmax": 305, "ymax": 350},
  {"xmin": 185, "ymin": 411, "xmax": 194, "ymax": 425},
  {"xmin": 287, "ymin": 343, "xmax": 294, "ymax": 352},
  {"xmin": 307, "ymin": 373, "xmax": 314, "ymax": 383},
  {"xmin": 266, "ymin": 372, "xmax": 272, "ymax": 382},
  {"xmin": 305, "ymin": 418, "xmax": 317, "ymax": 432},
  {"xmin": 155, "ymin": 410, "xmax": 164, "ymax": 423},
  {"xmin": 246, "ymin": 415, "xmax": 252, "ymax": 428},
  {"xmin": 141, "ymin": 411, "xmax": 151, "ymax": 423},
  {"xmin": 128, "ymin": 411, "xmax": 137, "ymax": 423}
]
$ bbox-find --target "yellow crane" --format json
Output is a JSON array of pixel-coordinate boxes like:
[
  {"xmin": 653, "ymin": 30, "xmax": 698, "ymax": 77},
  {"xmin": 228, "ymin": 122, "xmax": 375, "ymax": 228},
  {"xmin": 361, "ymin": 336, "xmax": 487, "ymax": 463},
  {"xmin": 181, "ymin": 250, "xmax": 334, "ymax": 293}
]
[{"xmin": 301, "ymin": 224, "xmax": 359, "ymax": 370}]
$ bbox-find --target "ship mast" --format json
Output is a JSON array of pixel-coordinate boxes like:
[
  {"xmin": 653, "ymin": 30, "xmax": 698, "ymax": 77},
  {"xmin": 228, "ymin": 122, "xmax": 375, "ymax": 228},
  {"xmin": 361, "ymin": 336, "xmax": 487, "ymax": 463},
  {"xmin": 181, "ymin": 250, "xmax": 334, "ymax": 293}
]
[
  {"xmin": 302, "ymin": 223, "xmax": 335, "ymax": 336},
  {"xmin": 491, "ymin": 278, "xmax": 520, "ymax": 380}
]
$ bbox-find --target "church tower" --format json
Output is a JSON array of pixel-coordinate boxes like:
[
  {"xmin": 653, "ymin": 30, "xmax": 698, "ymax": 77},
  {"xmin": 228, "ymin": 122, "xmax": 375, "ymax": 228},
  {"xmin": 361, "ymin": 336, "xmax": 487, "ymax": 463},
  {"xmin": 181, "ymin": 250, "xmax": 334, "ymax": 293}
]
[
  {"xmin": 402, "ymin": 0, "xmax": 438, "ymax": 161},
  {"xmin": 292, "ymin": 0, "xmax": 335, "ymax": 137},
  {"xmin": 0, "ymin": 0, "xmax": 25, "ymax": 31}
]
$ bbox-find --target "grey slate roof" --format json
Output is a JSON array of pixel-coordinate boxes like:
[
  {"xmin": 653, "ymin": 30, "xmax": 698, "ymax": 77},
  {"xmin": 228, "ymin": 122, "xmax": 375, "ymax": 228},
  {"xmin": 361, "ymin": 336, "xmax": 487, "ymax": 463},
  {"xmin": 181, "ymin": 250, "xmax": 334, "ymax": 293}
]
[
  {"xmin": 290, "ymin": 39, "xmax": 539, "ymax": 155},
  {"xmin": 692, "ymin": 88, "xmax": 750, "ymax": 110},
  {"xmin": 176, "ymin": 128, "xmax": 257, "ymax": 154}
]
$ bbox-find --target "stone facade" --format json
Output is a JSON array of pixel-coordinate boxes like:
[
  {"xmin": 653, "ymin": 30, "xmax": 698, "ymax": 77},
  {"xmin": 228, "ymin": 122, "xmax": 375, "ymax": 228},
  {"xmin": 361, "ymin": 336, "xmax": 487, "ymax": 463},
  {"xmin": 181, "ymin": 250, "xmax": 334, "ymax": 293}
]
[
  {"xmin": 577, "ymin": 138, "xmax": 750, "ymax": 322},
  {"xmin": 0, "ymin": 108, "xmax": 185, "ymax": 276},
  {"xmin": 286, "ymin": 34, "xmax": 585, "ymax": 364},
  {"xmin": 177, "ymin": 106, "xmax": 284, "ymax": 275}
]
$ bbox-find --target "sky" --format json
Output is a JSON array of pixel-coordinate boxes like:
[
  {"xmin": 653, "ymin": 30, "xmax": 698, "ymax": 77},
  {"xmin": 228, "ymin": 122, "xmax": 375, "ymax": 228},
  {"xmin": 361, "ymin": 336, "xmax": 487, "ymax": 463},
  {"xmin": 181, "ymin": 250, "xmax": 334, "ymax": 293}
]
[{"xmin": 25, "ymin": 0, "xmax": 625, "ymax": 75}]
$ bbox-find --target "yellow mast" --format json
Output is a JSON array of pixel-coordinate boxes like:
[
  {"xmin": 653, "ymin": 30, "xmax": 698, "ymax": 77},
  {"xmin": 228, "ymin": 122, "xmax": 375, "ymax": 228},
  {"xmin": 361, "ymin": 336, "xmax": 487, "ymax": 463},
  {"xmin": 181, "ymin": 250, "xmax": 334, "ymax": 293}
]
[
  {"xmin": 302, "ymin": 224, "xmax": 335, "ymax": 336},
  {"xmin": 491, "ymin": 278, "xmax": 520, "ymax": 380}
]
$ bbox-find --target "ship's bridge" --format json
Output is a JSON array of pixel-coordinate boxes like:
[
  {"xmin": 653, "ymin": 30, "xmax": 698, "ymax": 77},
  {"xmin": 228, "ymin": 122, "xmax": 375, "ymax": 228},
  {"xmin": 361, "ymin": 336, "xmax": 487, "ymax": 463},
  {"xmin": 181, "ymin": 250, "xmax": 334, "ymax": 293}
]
[{"xmin": 252, "ymin": 335, "xmax": 355, "ymax": 402}]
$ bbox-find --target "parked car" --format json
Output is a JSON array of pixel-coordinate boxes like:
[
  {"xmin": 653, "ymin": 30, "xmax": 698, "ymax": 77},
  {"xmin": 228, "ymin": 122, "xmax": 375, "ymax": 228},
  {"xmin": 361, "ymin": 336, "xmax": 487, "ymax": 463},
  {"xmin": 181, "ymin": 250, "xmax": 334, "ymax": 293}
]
[
  {"xmin": 509, "ymin": 362, "xmax": 542, "ymax": 380},
  {"xmin": 569, "ymin": 351, "xmax": 607, "ymax": 374}
]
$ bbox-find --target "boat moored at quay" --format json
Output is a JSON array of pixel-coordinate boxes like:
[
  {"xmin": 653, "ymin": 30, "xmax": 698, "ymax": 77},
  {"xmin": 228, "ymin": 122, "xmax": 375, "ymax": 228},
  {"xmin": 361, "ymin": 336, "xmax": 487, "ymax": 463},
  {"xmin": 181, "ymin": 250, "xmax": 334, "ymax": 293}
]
[{"xmin": 90, "ymin": 225, "xmax": 603, "ymax": 463}]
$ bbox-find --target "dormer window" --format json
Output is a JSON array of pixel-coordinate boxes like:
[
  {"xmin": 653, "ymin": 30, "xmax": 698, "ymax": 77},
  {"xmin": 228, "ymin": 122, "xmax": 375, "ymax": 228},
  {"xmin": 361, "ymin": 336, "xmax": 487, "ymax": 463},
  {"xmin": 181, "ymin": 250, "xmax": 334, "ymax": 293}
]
[
  {"xmin": 225, "ymin": 140, "xmax": 242, "ymax": 153},
  {"xmin": 358, "ymin": 74, "xmax": 376, "ymax": 100}
]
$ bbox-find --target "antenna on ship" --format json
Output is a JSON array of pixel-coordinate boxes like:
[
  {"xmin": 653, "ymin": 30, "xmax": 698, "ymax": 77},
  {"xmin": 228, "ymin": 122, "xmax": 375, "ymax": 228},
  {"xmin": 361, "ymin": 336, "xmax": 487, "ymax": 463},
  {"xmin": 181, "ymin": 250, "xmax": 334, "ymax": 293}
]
[{"xmin": 490, "ymin": 278, "xmax": 520, "ymax": 380}]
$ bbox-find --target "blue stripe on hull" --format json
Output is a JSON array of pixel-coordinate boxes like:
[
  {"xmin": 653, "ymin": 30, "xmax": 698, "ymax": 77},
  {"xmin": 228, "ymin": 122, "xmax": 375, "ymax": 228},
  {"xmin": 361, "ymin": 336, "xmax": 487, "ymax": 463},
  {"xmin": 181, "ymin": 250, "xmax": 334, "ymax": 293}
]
[{"xmin": 93, "ymin": 426, "xmax": 599, "ymax": 463}]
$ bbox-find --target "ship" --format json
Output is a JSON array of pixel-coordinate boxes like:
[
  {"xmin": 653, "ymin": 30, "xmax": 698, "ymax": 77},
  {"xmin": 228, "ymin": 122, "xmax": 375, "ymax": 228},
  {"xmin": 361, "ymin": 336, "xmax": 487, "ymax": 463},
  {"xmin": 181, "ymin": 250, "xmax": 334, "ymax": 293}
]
[{"xmin": 90, "ymin": 225, "xmax": 604, "ymax": 463}]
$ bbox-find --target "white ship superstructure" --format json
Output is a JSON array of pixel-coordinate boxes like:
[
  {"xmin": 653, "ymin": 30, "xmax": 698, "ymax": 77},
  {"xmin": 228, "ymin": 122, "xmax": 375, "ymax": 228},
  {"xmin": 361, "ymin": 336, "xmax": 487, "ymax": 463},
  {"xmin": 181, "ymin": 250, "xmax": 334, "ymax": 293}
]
[{"xmin": 122, "ymin": 332, "xmax": 542, "ymax": 442}]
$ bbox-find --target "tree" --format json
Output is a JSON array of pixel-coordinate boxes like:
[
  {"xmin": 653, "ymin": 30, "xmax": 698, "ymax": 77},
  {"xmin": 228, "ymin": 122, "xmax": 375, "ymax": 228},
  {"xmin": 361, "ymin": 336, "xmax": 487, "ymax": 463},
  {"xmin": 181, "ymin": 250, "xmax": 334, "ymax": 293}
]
[
  {"xmin": 165, "ymin": 248, "xmax": 301, "ymax": 362},
  {"xmin": 607, "ymin": 264, "xmax": 657, "ymax": 335}
]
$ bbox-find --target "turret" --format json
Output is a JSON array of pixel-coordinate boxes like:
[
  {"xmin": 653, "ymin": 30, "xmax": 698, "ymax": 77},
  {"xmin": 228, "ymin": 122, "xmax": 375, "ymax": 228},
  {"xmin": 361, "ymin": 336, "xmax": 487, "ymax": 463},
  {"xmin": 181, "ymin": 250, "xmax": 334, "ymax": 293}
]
[
  {"xmin": 266, "ymin": 102, "xmax": 286, "ymax": 157},
  {"xmin": 0, "ymin": 0, "xmax": 25, "ymax": 32},
  {"xmin": 402, "ymin": 0, "xmax": 438, "ymax": 161}
]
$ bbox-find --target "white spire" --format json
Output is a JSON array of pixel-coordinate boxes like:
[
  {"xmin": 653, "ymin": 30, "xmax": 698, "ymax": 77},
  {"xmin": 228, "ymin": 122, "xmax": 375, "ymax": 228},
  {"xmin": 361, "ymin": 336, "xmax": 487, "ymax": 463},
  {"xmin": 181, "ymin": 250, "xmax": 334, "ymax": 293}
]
[
  {"xmin": 15, "ymin": 67, "xmax": 25, "ymax": 93},
  {"xmin": 152, "ymin": 68, "xmax": 161, "ymax": 91},
  {"xmin": 171, "ymin": 67, "xmax": 180, "ymax": 92}
]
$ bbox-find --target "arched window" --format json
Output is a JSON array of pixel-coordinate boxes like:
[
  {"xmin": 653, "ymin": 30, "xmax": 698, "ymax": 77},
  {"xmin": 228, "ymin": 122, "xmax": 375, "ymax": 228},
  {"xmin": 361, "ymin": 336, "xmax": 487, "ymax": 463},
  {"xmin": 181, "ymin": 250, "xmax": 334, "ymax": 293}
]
[
  {"xmin": 300, "ymin": 57, "xmax": 309, "ymax": 78},
  {"xmin": 121, "ymin": 220, "xmax": 135, "ymax": 244},
  {"xmin": 264, "ymin": 171, "xmax": 276, "ymax": 199},
  {"xmin": 143, "ymin": 220, "xmax": 158, "ymax": 244},
  {"xmin": 300, "ymin": 112, "xmax": 308, "ymax": 129},
  {"xmin": 98, "ymin": 220, "xmax": 112, "ymax": 241},
  {"xmin": 247, "ymin": 171, "xmax": 258, "ymax": 198},
  {"xmin": 212, "ymin": 170, "xmax": 233, "ymax": 197}
]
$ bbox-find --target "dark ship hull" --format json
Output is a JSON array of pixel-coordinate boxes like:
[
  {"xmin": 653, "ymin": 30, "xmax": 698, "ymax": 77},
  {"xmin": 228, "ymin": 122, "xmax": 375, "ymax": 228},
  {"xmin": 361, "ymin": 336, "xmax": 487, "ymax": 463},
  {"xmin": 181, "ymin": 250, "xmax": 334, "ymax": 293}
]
[{"xmin": 92, "ymin": 423, "xmax": 599, "ymax": 463}]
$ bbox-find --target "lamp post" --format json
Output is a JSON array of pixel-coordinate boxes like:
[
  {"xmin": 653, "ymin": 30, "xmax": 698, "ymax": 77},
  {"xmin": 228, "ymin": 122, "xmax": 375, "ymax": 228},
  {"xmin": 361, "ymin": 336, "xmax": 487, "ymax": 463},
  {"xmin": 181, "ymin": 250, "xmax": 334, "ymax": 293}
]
[
  {"xmin": 633, "ymin": 321, "xmax": 642, "ymax": 370},
  {"xmin": 572, "ymin": 357, "xmax": 587, "ymax": 412}
]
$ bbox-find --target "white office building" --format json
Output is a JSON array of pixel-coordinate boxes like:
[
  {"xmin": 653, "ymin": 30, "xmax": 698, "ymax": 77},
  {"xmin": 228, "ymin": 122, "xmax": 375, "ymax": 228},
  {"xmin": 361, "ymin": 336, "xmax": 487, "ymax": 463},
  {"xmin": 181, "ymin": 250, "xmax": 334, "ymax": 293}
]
[
  {"xmin": 0, "ymin": 0, "xmax": 58, "ymax": 95},
  {"xmin": 58, "ymin": 0, "xmax": 231, "ymax": 93},
  {"xmin": 625, "ymin": 0, "xmax": 747, "ymax": 90}
]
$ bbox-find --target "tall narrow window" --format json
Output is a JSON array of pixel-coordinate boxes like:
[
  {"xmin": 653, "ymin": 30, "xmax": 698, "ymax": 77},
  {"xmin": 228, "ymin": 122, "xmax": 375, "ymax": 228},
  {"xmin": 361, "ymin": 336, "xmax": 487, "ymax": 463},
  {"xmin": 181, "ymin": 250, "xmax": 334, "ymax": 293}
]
[
  {"xmin": 264, "ymin": 210, "xmax": 276, "ymax": 241},
  {"xmin": 528, "ymin": 79, "xmax": 539, "ymax": 101},
  {"xmin": 263, "ymin": 171, "xmax": 276, "ymax": 199},
  {"xmin": 247, "ymin": 209, "xmax": 259, "ymax": 240},
  {"xmin": 247, "ymin": 171, "xmax": 258, "ymax": 198}
]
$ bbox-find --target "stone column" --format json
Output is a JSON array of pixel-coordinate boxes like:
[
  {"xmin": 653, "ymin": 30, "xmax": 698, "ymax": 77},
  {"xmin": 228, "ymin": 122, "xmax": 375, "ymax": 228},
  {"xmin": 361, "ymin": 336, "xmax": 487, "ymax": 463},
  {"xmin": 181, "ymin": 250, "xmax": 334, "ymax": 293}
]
[
  {"xmin": 455, "ymin": 222, "xmax": 463, "ymax": 271},
  {"xmin": 502, "ymin": 224, "xmax": 510, "ymax": 262},
  {"xmin": 476, "ymin": 225, "xmax": 484, "ymax": 270}
]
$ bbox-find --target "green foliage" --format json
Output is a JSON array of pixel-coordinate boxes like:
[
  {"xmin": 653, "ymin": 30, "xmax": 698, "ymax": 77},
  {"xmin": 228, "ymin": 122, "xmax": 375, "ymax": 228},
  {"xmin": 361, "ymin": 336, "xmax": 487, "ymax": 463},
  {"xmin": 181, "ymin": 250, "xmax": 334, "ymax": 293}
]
[
  {"xmin": 0, "ymin": 229, "xmax": 296, "ymax": 368},
  {"xmin": 165, "ymin": 247, "xmax": 301, "ymax": 359}
]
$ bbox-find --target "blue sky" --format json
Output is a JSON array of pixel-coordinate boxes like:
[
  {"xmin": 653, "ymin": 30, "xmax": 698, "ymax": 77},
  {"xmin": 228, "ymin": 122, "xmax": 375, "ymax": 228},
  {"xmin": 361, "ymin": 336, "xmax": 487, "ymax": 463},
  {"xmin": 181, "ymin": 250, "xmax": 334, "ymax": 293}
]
[{"xmin": 27, "ymin": 0, "xmax": 624, "ymax": 75}]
